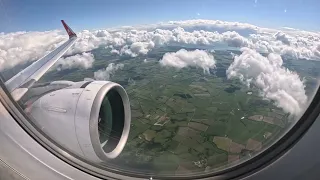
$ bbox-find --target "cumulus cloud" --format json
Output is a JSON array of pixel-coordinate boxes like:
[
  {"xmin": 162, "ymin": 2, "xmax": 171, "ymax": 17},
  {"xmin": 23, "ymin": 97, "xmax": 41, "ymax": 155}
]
[
  {"xmin": 119, "ymin": 41, "xmax": 155, "ymax": 57},
  {"xmin": 227, "ymin": 48, "xmax": 307, "ymax": 116},
  {"xmin": 1, "ymin": 19, "xmax": 257, "ymax": 69},
  {"xmin": 159, "ymin": 19, "xmax": 259, "ymax": 36},
  {"xmin": 56, "ymin": 52, "xmax": 94, "ymax": 70},
  {"xmin": 2, "ymin": 19, "xmax": 320, "ymax": 72},
  {"xmin": 70, "ymin": 23, "xmax": 320, "ymax": 60},
  {"xmin": 222, "ymin": 31, "xmax": 252, "ymax": 47},
  {"xmin": 130, "ymin": 41, "xmax": 155, "ymax": 54},
  {"xmin": 275, "ymin": 32, "xmax": 291, "ymax": 45},
  {"xmin": 67, "ymin": 29, "xmax": 118, "ymax": 55},
  {"xmin": 159, "ymin": 49, "xmax": 216, "ymax": 74},
  {"xmin": 0, "ymin": 30, "xmax": 66, "ymax": 70},
  {"xmin": 110, "ymin": 49, "xmax": 120, "ymax": 54},
  {"xmin": 94, "ymin": 63, "xmax": 124, "ymax": 80},
  {"xmin": 313, "ymin": 44, "xmax": 320, "ymax": 57}
]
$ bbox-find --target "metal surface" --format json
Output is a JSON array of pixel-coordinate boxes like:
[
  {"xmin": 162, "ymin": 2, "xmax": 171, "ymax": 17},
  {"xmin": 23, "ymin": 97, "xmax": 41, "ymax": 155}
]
[
  {"xmin": 4, "ymin": 21, "xmax": 77, "ymax": 101},
  {"xmin": 65, "ymin": 81, "xmax": 92, "ymax": 89},
  {"xmin": 0, "ymin": 158, "xmax": 28, "ymax": 180},
  {"xmin": 0, "ymin": 101, "xmax": 101, "ymax": 180},
  {"xmin": 28, "ymin": 81, "xmax": 131, "ymax": 163},
  {"xmin": 29, "ymin": 88, "xmax": 86, "ymax": 158},
  {"xmin": 89, "ymin": 82, "xmax": 131, "ymax": 160},
  {"xmin": 0, "ymin": 80, "xmax": 141, "ymax": 180},
  {"xmin": 5, "ymin": 37, "xmax": 77, "ymax": 93}
]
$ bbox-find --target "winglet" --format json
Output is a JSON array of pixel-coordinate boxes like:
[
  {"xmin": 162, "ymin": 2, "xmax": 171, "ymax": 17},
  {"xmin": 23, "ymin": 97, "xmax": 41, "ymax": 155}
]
[{"xmin": 61, "ymin": 20, "xmax": 77, "ymax": 38}]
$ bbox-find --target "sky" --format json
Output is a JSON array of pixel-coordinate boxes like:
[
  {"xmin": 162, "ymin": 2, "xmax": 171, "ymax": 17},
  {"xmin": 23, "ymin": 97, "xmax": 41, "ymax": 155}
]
[{"xmin": 0, "ymin": 0, "xmax": 319, "ymax": 32}]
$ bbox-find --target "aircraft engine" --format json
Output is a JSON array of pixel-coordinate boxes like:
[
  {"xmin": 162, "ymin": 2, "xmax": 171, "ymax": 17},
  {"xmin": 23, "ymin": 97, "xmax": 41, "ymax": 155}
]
[{"xmin": 28, "ymin": 81, "xmax": 131, "ymax": 162}]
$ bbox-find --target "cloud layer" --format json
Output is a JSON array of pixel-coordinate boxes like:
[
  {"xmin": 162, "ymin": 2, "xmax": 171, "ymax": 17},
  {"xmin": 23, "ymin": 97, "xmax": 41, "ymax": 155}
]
[
  {"xmin": 227, "ymin": 48, "xmax": 307, "ymax": 116},
  {"xmin": 159, "ymin": 49, "xmax": 216, "ymax": 74},
  {"xmin": 1, "ymin": 19, "xmax": 320, "ymax": 71},
  {"xmin": 0, "ymin": 30, "xmax": 66, "ymax": 70},
  {"xmin": 0, "ymin": 19, "xmax": 316, "ymax": 117},
  {"xmin": 94, "ymin": 63, "xmax": 124, "ymax": 80}
]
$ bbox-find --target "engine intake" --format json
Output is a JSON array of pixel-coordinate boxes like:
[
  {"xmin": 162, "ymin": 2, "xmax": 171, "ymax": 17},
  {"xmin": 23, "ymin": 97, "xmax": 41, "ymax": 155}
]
[{"xmin": 28, "ymin": 81, "xmax": 131, "ymax": 162}]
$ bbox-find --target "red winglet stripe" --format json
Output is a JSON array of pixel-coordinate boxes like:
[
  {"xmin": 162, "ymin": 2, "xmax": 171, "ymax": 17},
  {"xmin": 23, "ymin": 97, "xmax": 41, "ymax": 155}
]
[{"xmin": 61, "ymin": 20, "xmax": 76, "ymax": 38}]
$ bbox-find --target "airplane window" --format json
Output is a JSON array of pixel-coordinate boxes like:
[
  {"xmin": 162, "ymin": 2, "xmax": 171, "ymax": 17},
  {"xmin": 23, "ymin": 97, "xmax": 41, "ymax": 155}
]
[{"xmin": 0, "ymin": 0, "xmax": 319, "ymax": 178}]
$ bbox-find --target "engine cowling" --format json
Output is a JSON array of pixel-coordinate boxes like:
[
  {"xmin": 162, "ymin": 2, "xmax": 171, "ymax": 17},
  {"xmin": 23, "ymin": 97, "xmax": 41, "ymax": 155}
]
[{"xmin": 28, "ymin": 81, "xmax": 131, "ymax": 162}]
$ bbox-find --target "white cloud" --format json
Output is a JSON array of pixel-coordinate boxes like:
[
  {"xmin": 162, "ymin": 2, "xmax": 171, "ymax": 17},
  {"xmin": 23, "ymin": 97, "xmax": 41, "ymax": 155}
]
[
  {"xmin": 275, "ymin": 32, "xmax": 291, "ymax": 45},
  {"xmin": 313, "ymin": 44, "xmax": 320, "ymax": 57},
  {"xmin": 110, "ymin": 49, "xmax": 120, "ymax": 54},
  {"xmin": 67, "ymin": 30, "xmax": 116, "ymax": 55},
  {"xmin": 56, "ymin": 52, "xmax": 94, "ymax": 70},
  {"xmin": 94, "ymin": 63, "xmax": 124, "ymax": 80},
  {"xmin": 1, "ymin": 19, "xmax": 320, "ymax": 72},
  {"xmin": 159, "ymin": 49, "xmax": 216, "ymax": 74},
  {"xmin": 96, "ymin": 30, "xmax": 111, "ymax": 37},
  {"xmin": 161, "ymin": 19, "xmax": 259, "ymax": 36},
  {"xmin": 129, "ymin": 41, "xmax": 155, "ymax": 55},
  {"xmin": 227, "ymin": 48, "xmax": 307, "ymax": 116},
  {"xmin": 117, "ymin": 41, "xmax": 155, "ymax": 57},
  {"xmin": 0, "ymin": 30, "xmax": 66, "ymax": 70},
  {"xmin": 222, "ymin": 31, "xmax": 252, "ymax": 47},
  {"xmin": 0, "ymin": 19, "xmax": 317, "ymax": 118},
  {"xmin": 119, "ymin": 45, "xmax": 137, "ymax": 57}
]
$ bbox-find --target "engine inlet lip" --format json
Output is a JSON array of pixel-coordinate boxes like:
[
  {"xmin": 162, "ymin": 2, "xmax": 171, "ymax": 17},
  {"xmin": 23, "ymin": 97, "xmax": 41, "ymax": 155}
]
[{"xmin": 89, "ymin": 82, "xmax": 131, "ymax": 160}]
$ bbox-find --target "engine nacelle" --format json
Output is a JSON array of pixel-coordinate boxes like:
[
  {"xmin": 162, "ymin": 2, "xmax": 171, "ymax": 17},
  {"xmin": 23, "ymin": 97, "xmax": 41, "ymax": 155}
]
[{"xmin": 28, "ymin": 81, "xmax": 131, "ymax": 162}]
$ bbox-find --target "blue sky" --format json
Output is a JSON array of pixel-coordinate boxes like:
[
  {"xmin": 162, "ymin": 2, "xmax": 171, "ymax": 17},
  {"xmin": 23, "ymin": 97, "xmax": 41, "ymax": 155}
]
[{"xmin": 0, "ymin": 0, "xmax": 319, "ymax": 32}]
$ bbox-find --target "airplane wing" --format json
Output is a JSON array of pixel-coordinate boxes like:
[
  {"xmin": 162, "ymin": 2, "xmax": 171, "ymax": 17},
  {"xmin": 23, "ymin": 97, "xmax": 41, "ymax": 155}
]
[{"xmin": 4, "ymin": 20, "xmax": 78, "ymax": 101}]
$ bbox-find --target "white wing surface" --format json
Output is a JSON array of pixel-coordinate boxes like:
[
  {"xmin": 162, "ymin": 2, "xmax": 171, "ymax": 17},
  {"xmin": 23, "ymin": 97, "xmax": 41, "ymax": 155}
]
[{"xmin": 5, "ymin": 20, "xmax": 78, "ymax": 101}]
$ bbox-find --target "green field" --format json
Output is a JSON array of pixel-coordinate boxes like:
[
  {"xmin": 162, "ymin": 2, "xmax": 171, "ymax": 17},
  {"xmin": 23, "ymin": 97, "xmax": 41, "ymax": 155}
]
[{"xmin": 39, "ymin": 46, "xmax": 290, "ymax": 175}]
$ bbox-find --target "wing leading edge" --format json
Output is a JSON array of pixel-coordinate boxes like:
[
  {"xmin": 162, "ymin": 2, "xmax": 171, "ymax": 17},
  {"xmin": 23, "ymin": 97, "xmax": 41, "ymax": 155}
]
[{"xmin": 5, "ymin": 20, "xmax": 78, "ymax": 101}]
